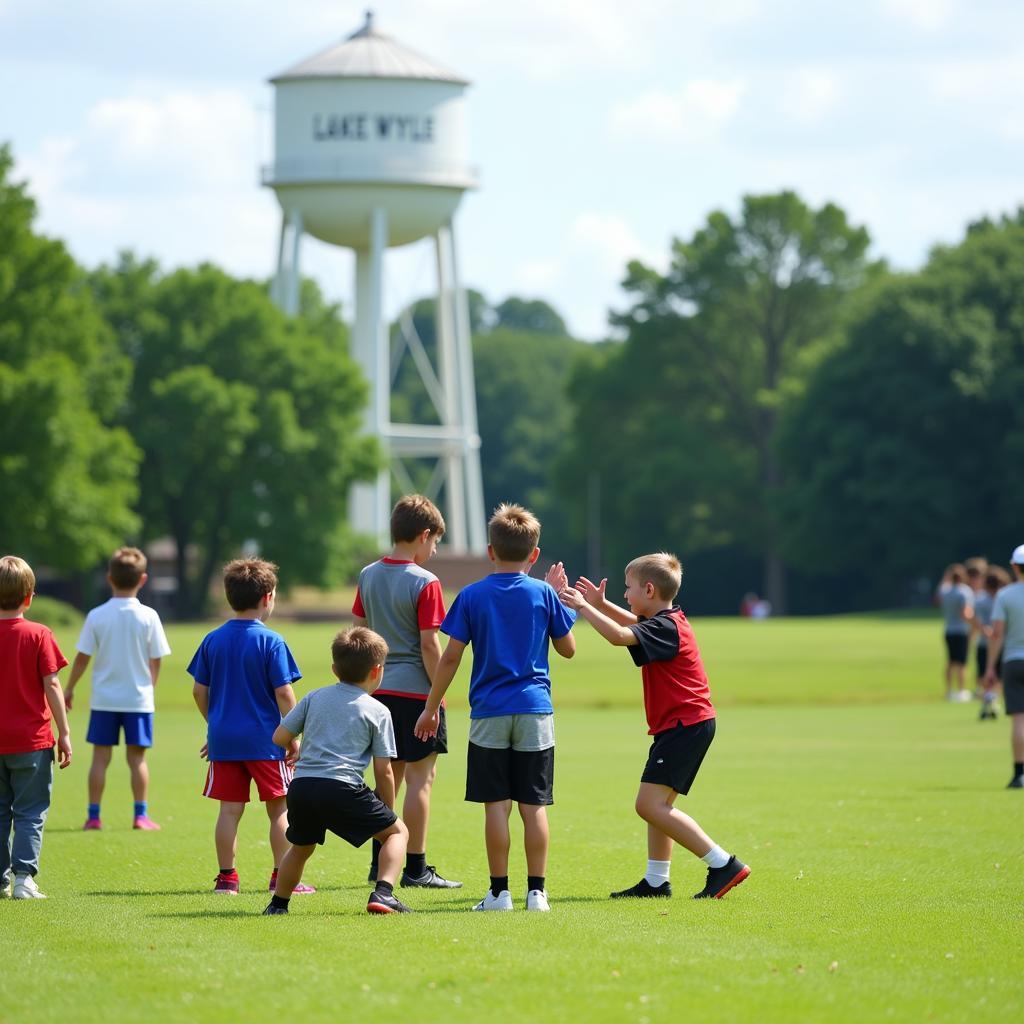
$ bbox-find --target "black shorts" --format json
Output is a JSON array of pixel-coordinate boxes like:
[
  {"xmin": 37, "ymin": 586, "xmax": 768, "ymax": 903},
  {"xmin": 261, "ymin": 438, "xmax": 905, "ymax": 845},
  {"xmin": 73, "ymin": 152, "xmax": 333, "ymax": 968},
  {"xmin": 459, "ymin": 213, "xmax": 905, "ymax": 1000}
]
[
  {"xmin": 1003, "ymin": 661, "xmax": 1024, "ymax": 714},
  {"xmin": 373, "ymin": 694, "xmax": 447, "ymax": 763},
  {"xmin": 641, "ymin": 718, "xmax": 716, "ymax": 794},
  {"xmin": 465, "ymin": 743, "xmax": 554, "ymax": 805},
  {"xmin": 945, "ymin": 633, "xmax": 969, "ymax": 665},
  {"xmin": 285, "ymin": 776, "xmax": 397, "ymax": 848},
  {"xmin": 976, "ymin": 645, "xmax": 1002, "ymax": 680}
]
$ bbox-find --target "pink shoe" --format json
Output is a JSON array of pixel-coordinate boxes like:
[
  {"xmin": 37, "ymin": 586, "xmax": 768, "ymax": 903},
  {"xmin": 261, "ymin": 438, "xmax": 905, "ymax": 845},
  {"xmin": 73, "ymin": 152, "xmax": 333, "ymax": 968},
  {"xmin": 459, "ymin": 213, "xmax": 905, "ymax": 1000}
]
[
  {"xmin": 133, "ymin": 815, "xmax": 161, "ymax": 831},
  {"xmin": 268, "ymin": 873, "xmax": 316, "ymax": 895},
  {"xmin": 83, "ymin": 818, "xmax": 102, "ymax": 831},
  {"xmin": 213, "ymin": 872, "xmax": 240, "ymax": 895}
]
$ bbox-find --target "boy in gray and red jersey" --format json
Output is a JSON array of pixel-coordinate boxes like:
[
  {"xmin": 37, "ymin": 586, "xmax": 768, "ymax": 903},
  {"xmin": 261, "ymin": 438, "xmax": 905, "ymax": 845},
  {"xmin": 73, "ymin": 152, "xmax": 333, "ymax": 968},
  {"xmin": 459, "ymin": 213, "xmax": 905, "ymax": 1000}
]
[{"xmin": 352, "ymin": 494, "xmax": 460, "ymax": 889}]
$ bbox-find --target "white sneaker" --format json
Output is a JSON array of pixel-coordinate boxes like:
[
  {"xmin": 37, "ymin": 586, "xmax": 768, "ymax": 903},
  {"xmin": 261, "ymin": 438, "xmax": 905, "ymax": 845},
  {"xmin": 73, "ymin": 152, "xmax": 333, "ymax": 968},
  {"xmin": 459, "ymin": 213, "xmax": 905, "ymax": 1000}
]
[
  {"xmin": 956, "ymin": 689, "xmax": 972, "ymax": 703},
  {"xmin": 472, "ymin": 889, "xmax": 513, "ymax": 911},
  {"xmin": 526, "ymin": 888, "xmax": 550, "ymax": 912},
  {"xmin": 13, "ymin": 874, "xmax": 46, "ymax": 899}
]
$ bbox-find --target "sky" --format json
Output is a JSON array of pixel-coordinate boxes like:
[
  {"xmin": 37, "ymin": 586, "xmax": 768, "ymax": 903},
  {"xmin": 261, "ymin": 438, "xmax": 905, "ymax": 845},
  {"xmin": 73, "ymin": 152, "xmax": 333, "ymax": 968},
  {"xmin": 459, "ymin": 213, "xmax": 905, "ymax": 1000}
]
[{"xmin": 3, "ymin": 0, "xmax": 1023, "ymax": 339}]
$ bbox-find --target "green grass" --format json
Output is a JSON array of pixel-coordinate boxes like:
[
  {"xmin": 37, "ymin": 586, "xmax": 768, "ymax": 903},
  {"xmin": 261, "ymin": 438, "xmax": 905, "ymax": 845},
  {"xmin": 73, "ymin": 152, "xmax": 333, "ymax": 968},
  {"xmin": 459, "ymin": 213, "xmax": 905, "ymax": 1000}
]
[{"xmin": 1, "ymin": 615, "xmax": 1020, "ymax": 1023}]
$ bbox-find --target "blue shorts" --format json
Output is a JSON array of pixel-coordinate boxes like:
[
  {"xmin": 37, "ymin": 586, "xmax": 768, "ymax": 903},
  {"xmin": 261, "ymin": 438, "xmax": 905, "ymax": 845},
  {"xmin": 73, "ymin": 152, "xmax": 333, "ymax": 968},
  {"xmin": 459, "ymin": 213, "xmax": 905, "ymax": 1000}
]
[{"xmin": 86, "ymin": 711, "xmax": 154, "ymax": 748}]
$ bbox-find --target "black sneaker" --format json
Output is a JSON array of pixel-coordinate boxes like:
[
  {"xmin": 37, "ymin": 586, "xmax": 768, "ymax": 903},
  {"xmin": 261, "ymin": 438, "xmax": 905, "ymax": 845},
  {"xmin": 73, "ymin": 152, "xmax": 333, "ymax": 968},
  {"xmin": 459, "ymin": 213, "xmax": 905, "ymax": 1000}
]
[
  {"xmin": 400, "ymin": 865, "xmax": 463, "ymax": 889},
  {"xmin": 693, "ymin": 855, "xmax": 751, "ymax": 899},
  {"xmin": 610, "ymin": 878, "xmax": 672, "ymax": 899},
  {"xmin": 367, "ymin": 890, "xmax": 413, "ymax": 914},
  {"xmin": 1008, "ymin": 775, "xmax": 1024, "ymax": 789},
  {"xmin": 262, "ymin": 901, "xmax": 288, "ymax": 915}
]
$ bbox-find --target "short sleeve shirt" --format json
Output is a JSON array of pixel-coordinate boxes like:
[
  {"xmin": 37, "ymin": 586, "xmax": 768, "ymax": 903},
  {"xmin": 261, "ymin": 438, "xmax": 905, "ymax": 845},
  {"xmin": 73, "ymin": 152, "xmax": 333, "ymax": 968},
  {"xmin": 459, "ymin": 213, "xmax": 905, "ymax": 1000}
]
[
  {"xmin": 940, "ymin": 583, "xmax": 974, "ymax": 636},
  {"xmin": 628, "ymin": 607, "xmax": 715, "ymax": 735},
  {"xmin": 0, "ymin": 618, "xmax": 68, "ymax": 754},
  {"xmin": 993, "ymin": 582, "xmax": 1024, "ymax": 663},
  {"xmin": 441, "ymin": 573, "xmax": 576, "ymax": 718},
  {"xmin": 282, "ymin": 683, "xmax": 396, "ymax": 786},
  {"xmin": 187, "ymin": 620, "xmax": 301, "ymax": 761},
  {"xmin": 352, "ymin": 558, "xmax": 446, "ymax": 699},
  {"xmin": 76, "ymin": 597, "xmax": 171, "ymax": 712}
]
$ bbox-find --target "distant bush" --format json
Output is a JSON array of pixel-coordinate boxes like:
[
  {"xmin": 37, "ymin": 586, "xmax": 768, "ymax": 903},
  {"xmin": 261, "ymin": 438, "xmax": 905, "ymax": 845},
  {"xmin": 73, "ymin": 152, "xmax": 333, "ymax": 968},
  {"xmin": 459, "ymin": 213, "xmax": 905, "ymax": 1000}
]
[{"xmin": 26, "ymin": 595, "xmax": 83, "ymax": 632}]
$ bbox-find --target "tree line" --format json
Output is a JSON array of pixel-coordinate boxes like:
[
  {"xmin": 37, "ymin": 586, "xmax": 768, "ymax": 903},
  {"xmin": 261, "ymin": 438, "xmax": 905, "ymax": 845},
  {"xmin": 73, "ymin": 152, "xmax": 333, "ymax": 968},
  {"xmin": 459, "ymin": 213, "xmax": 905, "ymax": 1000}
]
[{"xmin": 2, "ymin": 141, "xmax": 1022, "ymax": 616}]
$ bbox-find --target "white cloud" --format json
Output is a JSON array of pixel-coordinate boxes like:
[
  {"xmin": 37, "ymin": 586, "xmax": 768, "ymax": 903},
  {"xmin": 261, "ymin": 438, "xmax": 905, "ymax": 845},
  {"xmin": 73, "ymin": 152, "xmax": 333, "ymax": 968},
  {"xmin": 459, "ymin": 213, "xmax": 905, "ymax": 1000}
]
[
  {"xmin": 877, "ymin": 0, "xmax": 956, "ymax": 31},
  {"xmin": 608, "ymin": 79, "xmax": 746, "ymax": 143},
  {"xmin": 780, "ymin": 69, "xmax": 839, "ymax": 125}
]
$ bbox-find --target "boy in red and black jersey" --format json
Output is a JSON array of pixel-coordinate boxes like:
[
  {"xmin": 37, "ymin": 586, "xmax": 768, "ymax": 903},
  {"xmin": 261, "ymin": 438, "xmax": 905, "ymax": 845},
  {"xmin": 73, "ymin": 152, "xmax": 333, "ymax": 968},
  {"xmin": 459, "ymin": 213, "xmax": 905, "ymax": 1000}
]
[{"xmin": 559, "ymin": 553, "xmax": 749, "ymax": 901}]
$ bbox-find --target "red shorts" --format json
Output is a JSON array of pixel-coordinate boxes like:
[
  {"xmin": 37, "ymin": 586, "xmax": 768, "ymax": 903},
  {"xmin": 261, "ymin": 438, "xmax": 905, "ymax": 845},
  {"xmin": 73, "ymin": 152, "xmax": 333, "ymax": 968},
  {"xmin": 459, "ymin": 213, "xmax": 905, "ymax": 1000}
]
[{"xmin": 202, "ymin": 759, "xmax": 292, "ymax": 803}]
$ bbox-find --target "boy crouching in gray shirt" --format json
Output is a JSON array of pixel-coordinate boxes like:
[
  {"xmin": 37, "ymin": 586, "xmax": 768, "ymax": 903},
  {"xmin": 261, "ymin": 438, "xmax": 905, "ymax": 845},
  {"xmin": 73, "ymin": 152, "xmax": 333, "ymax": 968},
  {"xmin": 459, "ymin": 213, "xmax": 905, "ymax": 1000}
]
[{"xmin": 263, "ymin": 627, "xmax": 411, "ymax": 915}]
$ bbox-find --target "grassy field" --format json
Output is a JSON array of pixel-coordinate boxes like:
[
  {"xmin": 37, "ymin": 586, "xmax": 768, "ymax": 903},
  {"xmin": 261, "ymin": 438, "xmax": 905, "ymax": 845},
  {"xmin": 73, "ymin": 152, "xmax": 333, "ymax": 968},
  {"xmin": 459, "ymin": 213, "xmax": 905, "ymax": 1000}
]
[{"xmin": 1, "ymin": 615, "xmax": 1020, "ymax": 1023}]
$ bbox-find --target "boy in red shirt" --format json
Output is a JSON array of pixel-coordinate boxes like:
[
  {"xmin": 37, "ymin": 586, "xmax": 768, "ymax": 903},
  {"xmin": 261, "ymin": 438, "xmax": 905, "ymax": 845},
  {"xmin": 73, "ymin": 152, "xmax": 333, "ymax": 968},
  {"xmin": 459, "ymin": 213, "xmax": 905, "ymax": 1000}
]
[
  {"xmin": 0, "ymin": 556, "xmax": 72, "ymax": 900},
  {"xmin": 559, "ymin": 552, "xmax": 749, "ymax": 900}
]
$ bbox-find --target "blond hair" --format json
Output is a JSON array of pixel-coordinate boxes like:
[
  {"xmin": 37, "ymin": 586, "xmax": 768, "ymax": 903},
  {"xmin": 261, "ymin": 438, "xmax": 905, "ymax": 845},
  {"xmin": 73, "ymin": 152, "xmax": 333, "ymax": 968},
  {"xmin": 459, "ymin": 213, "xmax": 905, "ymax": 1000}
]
[
  {"xmin": 109, "ymin": 547, "xmax": 147, "ymax": 589},
  {"xmin": 332, "ymin": 626, "xmax": 388, "ymax": 682},
  {"xmin": 626, "ymin": 552, "xmax": 682, "ymax": 601},
  {"xmin": 0, "ymin": 556, "xmax": 35, "ymax": 611},
  {"xmin": 488, "ymin": 503, "xmax": 541, "ymax": 562}
]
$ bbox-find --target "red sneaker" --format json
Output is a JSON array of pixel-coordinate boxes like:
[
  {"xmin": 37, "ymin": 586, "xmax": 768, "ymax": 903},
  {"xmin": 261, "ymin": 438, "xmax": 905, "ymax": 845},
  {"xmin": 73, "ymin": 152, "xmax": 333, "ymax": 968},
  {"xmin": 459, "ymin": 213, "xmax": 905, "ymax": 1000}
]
[
  {"xmin": 268, "ymin": 872, "xmax": 316, "ymax": 895},
  {"xmin": 133, "ymin": 816, "xmax": 161, "ymax": 831},
  {"xmin": 82, "ymin": 818, "xmax": 102, "ymax": 831},
  {"xmin": 213, "ymin": 872, "xmax": 240, "ymax": 895}
]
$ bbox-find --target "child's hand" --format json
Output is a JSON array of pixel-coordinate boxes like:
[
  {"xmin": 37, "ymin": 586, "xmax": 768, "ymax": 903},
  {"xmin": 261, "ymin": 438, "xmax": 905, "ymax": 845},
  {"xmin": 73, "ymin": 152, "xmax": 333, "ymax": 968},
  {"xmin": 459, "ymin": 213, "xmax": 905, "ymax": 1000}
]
[
  {"xmin": 559, "ymin": 585, "xmax": 584, "ymax": 611},
  {"xmin": 414, "ymin": 709, "xmax": 439, "ymax": 741},
  {"xmin": 544, "ymin": 561, "xmax": 568, "ymax": 592},
  {"xmin": 199, "ymin": 742, "xmax": 209, "ymax": 760},
  {"xmin": 63, "ymin": 689, "xmax": 74, "ymax": 711},
  {"xmin": 575, "ymin": 576, "xmax": 607, "ymax": 606},
  {"xmin": 284, "ymin": 738, "xmax": 301, "ymax": 767},
  {"xmin": 56, "ymin": 733, "xmax": 72, "ymax": 769}
]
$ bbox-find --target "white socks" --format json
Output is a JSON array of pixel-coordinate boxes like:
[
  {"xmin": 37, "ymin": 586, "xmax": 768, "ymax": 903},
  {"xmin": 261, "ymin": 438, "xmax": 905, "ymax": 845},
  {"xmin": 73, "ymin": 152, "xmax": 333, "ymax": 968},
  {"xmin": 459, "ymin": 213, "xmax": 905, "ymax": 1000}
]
[
  {"xmin": 644, "ymin": 859, "xmax": 671, "ymax": 887},
  {"xmin": 701, "ymin": 845, "xmax": 730, "ymax": 869}
]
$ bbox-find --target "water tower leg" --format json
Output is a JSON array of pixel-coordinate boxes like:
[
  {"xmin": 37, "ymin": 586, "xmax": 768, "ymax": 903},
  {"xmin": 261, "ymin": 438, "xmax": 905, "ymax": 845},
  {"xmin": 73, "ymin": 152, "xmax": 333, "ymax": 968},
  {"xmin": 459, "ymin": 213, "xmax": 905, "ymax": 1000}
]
[
  {"xmin": 271, "ymin": 211, "xmax": 288, "ymax": 308},
  {"xmin": 349, "ymin": 207, "xmax": 391, "ymax": 549},
  {"xmin": 447, "ymin": 223, "xmax": 487, "ymax": 553},
  {"xmin": 284, "ymin": 209, "xmax": 303, "ymax": 317},
  {"xmin": 435, "ymin": 227, "xmax": 468, "ymax": 553}
]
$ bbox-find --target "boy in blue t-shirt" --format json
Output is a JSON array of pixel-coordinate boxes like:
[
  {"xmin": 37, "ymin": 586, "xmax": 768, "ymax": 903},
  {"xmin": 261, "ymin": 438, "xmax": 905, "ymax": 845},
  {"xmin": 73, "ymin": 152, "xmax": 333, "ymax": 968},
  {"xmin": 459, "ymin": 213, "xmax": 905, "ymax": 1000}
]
[
  {"xmin": 415, "ymin": 503, "xmax": 575, "ymax": 912},
  {"xmin": 187, "ymin": 559, "xmax": 313, "ymax": 896}
]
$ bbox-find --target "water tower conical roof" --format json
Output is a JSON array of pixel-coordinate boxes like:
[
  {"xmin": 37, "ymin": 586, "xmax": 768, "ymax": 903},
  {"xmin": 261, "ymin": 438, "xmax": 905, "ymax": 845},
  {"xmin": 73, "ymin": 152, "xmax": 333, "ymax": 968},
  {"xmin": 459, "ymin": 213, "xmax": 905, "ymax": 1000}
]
[{"xmin": 271, "ymin": 11, "xmax": 469, "ymax": 85}]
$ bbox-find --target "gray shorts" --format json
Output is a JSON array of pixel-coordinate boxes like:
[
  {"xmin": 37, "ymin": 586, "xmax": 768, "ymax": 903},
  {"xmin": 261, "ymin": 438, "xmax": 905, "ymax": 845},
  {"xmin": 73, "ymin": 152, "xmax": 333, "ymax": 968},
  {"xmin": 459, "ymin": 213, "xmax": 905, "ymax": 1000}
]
[{"xmin": 468, "ymin": 713, "xmax": 555, "ymax": 752}]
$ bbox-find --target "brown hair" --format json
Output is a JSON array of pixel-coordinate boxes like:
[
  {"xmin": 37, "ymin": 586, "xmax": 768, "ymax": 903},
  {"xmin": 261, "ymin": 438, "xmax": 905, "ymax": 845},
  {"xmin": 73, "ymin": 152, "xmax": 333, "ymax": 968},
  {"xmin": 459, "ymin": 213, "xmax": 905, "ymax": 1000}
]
[
  {"xmin": 332, "ymin": 626, "xmax": 388, "ymax": 682},
  {"xmin": 391, "ymin": 494, "xmax": 446, "ymax": 543},
  {"xmin": 986, "ymin": 567, "xmax": 1011, "ymax": 591},
  {"xmin": 223, "ymin": 558, "xmax": 278, "ymax": 612},
  {"xmin": 626, "ymin": 552, "xmax": 683, "ymax": 601},
  {"xmin": 488, "ymin": 503, "xmax": 541, "ymax": 562},
  {"xmin": 946, "ymin": 563, "xmax": 966, "ymax": 585},
  {"xmin": 109, "ymin": 547, "xmax": 147, "ymax": 589},
  {"xmin": 0, "ymin": 555, "xmax": 35, "ymax": 611}
]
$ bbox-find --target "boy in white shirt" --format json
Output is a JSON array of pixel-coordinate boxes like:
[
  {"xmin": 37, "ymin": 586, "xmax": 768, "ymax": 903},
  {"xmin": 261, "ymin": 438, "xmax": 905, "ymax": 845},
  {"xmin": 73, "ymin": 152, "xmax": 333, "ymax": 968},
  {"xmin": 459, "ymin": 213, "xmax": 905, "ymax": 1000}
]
[{"xmin": 64, "ymin": 548, "xmax": 171, "ymax": 830}]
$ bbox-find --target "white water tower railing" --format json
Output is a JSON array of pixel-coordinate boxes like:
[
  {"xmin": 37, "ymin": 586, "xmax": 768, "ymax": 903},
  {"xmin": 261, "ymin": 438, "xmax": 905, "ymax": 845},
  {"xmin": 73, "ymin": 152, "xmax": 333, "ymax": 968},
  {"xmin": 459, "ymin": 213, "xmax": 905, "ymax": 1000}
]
[{"xmin": 261, "ymin": 158, "xmax": 479, "ymax": 189}]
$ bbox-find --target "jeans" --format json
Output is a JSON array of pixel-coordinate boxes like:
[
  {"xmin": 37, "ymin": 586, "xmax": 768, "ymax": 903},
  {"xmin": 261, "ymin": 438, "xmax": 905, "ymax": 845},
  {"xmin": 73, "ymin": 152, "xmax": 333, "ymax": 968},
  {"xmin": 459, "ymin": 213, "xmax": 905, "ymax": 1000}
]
[{"xmin": 0, "ymin": 748, "xmax": 54, "ymax": 880}]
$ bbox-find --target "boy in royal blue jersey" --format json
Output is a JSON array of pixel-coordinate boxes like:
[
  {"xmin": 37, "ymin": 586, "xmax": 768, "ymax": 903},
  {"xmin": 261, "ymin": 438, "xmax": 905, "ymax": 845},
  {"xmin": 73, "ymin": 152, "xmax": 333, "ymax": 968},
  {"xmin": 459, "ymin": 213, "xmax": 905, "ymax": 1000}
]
[
  {"xmin": 187, "ymin": 559, "xmax": 313, "ymax": 896},
  {"xmin": 415, "ymin": 504, "xmax": 575, "ymax": 912}
]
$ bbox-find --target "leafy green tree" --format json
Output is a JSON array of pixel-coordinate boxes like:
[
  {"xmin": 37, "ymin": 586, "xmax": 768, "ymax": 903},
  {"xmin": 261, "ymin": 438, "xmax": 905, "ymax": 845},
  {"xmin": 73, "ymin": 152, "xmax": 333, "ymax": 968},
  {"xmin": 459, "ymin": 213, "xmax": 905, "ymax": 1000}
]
[
  {"xmin": 562, "ymin": 192, "xmax": 878, "ymax": 611},
  {"xmin": 0, "ymin": 144, "xmax": 140, "ymax": 568},
  {"xmin": 90, "ymin": 256, "xmax": 377, "ymax": 616},
  {"xmin": 494, "ymin": 297, "xmax": 567, "ymax": 336}
]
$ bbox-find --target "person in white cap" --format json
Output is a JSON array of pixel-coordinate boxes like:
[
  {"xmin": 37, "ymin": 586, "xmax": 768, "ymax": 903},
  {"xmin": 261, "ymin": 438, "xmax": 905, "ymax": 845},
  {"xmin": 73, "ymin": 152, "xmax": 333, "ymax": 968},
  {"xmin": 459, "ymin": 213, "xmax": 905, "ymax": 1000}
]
[{"xmin": 984, "ymin": 545, "xmax": 1024, "ymax": 788}]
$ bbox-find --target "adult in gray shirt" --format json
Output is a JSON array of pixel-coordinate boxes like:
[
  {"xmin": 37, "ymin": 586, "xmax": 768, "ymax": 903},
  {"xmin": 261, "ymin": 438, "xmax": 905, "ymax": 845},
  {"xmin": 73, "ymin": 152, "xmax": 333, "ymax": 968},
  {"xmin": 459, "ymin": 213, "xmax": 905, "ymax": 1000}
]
[
  {"xmin": 263, "ymin": 628, "xmax": 413, "ymax": 915},
  {"xmin": 984, "ymin": 546, "xmax": 1024, "ymax": 789},
  {"xmin": 937, "ymin": 564, "xmax": 974, "ymax": 701}
]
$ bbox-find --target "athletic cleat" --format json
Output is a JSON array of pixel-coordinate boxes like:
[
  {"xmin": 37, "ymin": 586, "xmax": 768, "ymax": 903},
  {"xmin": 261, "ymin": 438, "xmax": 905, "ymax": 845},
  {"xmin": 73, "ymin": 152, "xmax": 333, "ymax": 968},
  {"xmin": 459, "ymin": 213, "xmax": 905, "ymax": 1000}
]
[
  {"xmin": 693, "ymin": 855, "xmax": 750, "ymax": 899},
  {"xmin": 262, "ymin": 902, "xmax": 288, "ymax": 915},
  {"xmin": 526, "ymin": 888, "xmax": 550, "ymax": 912},
  {"xmin": 268, "ymin": 873, "xmax": 316, "ymax": 894},
  {"xmin": 610, "ymin": 878, "xmax": 672, "ymax": 899},
  {"xmin": 133, "ymin": 815, "xmax": 161, "ymax": 831},
  {"xmin": 1008, "ymin": 776, "xmax": 1024, "ymax": 789},
  {"xmin": 400, "ymin": 865, "xmax": 463, "ymax": 889},
  {"xmin": 82, "ymin": 817, "xmax": 102, "ymax": 831},
  {"xmin": 472, "ymin": 889, "xmax": 513, "ymax": 911},
  {"xmin": 13, "ymin": 874, "xmax": 46, "ymax": 900},
  {"xmin": 213, "ymin": 872, "xmax": 240, "ymax": 895},
  {"xmin": 367, "ymin": 890, "xmax": 413, "ymax": 914}
]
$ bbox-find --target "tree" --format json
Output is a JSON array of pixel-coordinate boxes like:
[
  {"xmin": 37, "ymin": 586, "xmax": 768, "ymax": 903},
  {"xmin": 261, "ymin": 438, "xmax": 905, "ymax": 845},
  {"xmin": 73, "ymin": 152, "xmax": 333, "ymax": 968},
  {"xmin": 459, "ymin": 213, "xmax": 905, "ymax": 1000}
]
[
  {"xmin": 0, "ymin": 144, "xmax": 140, "ymax": 568},
  {"xmin": 494, "ymin": 297, "xmax": 567, "ymax": 336},
  {"xmin": 90, "ymin": 256, "xmax": 377, "ymax": 616},
  {"xmin": 564, "ymin": 192, "xmax": 878, "ymax": 612}
]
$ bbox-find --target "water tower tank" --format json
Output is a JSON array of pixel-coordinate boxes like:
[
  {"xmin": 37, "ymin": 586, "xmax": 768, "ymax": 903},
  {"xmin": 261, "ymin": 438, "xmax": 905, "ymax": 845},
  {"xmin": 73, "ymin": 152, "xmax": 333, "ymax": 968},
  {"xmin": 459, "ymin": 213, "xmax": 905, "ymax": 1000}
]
[{"xmin": 263, "ymin": 12, "xmax": 486, "ymax": 553}]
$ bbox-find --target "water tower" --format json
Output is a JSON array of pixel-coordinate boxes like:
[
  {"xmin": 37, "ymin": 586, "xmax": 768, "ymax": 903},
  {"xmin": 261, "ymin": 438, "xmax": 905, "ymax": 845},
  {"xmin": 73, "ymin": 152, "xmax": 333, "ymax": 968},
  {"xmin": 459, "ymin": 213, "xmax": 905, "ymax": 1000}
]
[{"xmin": 263, "ymin": 11, "xmax": 486, "ymax": 553}]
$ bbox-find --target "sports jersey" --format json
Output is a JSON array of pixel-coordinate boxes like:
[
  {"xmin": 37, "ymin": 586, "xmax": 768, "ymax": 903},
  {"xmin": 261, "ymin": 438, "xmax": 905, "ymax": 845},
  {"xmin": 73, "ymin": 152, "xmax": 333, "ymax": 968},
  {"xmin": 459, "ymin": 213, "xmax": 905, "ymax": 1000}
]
[
  {"xmin": 628, "ymin": 606, "xmax": 716, "ymax": 735},
  {"xmin": 0, "ymin": 618, "xmax": 68, "ymax": 754}
]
